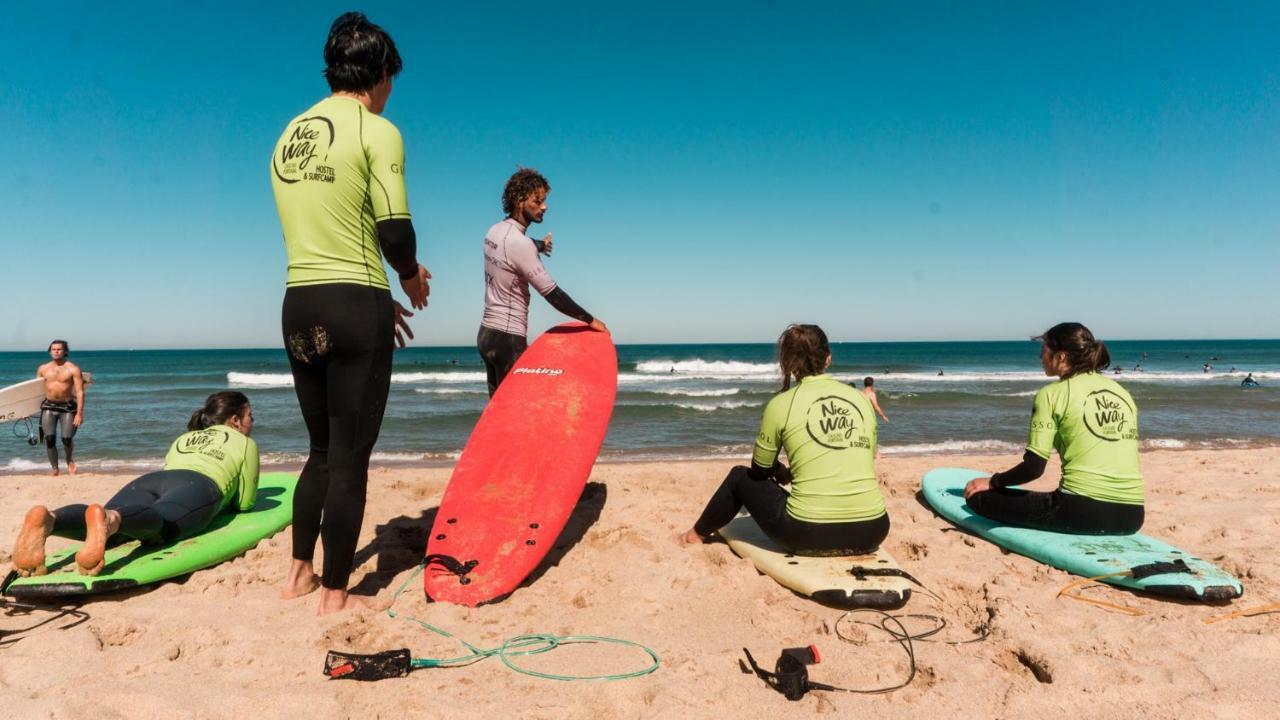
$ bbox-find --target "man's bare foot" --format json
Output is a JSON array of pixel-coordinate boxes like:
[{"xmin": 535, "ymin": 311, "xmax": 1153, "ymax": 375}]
[
  {"xmin": 75, "ymin": 505, "xmax": 119, "ymax": 576},
  {"xmin": 13, "ymin": 506, "xmax": 55, "ymax": 576},
  {"xmin": 49, "ymin": 468, "xmax": 59, "ymax": 477},
  {"xmin": 317, "ymin": 587, "xmax": 383, "ymax": 616},
  {"xmin": 678, "ymin": 528, "xmax": 709, "ymax": 546},
  {"xmin": 280, "ymin": 559, "xmax": 321, "ymax": 599},
  {"xmin": 66, "ymin": 462, "xmax": 77, "ymax": 475}
]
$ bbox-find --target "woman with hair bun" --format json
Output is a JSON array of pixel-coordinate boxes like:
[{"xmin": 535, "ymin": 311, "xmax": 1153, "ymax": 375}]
[
  {"xmin": 964, "ymin": 322, "xmax": 1144, "ymax": 534},
  {"xmin": 11, "ymin": 392, "xmax": 259, "ymax": 577},
  {"xmin": 681, "ymin": 324, "xmax": 890, "ymax": 555}
]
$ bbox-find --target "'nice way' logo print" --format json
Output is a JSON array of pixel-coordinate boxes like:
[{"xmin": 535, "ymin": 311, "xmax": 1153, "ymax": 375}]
[
  {"xmin": 1083, "ymin": 389, "xmax": 1138, "ymax": 442},
  {"xmin": 805, "ymin": 396, "xmax": 870, "ymax": 450}
]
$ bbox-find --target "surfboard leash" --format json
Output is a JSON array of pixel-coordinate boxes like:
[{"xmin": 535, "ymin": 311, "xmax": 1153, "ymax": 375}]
[
  {"xmin": 322, "ymin": 560, "xmax": 660, "ymax": 682},
  {"xmin": 742, "ymin": 610, "xmax": 922, "ymax": 698},
  {"xmin": 1056, "ymin": 559, "xmax": 1196, "ymax": 616},
  {"xmin": 1203, "ymin": 602, "xmax": 1280, "ymax": 625},
  {"xmin": 843, "ymin": 566, "xmax": 991, "ymax": 645}
]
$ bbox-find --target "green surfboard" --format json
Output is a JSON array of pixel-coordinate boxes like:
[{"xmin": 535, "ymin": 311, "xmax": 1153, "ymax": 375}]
[
  {"xmin": 922, "ymin": 468, "xmax": 1242, "ymax": 601},
  {"xmin": 3, "ymin": 473, "xmax": 296, "ymax": 600}
]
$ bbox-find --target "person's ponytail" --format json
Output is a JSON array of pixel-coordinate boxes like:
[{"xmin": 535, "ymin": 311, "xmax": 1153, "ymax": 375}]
[
  {"xmin": 1088, "ymin": 339, "xmax": 1111, "ymax": 373},
  {"xmin": 187, "ymin": 391, "xmax": 250, "ymax": 431},
  {"xmin": 1035, "ymin": 322, "xmax": 1110, "ymax": 378},
  {"xmin": 776, "ymin": 324, "xmax": 830, "ymax": 391}
]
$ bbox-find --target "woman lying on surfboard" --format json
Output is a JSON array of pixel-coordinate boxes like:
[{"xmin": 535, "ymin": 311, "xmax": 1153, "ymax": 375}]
[
  {"xmin": 681, "ymin": 324, "xmax": 890, "ymax": 555},
  {"xmin": 12, "ymin": 391, "xmax": 260, "ymax": 576},
  {"xmin": 963, "ymin": 322, "xmax": 1144, "ymax": 534}
]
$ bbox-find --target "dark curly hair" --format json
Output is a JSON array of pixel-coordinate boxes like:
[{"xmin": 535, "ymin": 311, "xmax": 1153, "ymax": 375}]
[
  {"xmin": 502, "ymin": 168, "xmax": 551, "ymax": 217},
  {"xmin": 324, "ymin": 12, "xmax": 402, "ymax": 93}
]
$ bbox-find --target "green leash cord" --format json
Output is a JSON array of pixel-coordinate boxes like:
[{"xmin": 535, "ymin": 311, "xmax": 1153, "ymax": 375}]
[{"xmin": 385, "ymin": 561, "xmax": 661, "ymax": 681}]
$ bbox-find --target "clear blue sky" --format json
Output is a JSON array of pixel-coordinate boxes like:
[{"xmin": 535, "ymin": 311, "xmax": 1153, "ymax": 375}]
[{"xmin": 2, "ymin": 1, "xmax": 1278, "ymax": 349}]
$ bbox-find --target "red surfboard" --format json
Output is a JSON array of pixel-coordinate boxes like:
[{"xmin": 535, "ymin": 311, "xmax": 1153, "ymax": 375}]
[{"xmin": 423, "ymin": 322, "xmax": 617, "ymax": 606}]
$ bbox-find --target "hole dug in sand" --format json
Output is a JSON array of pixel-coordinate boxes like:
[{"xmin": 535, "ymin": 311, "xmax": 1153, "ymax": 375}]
[{"xmin": 1013, "ymin": 647, "xmax": 1054, "ymax": 683}]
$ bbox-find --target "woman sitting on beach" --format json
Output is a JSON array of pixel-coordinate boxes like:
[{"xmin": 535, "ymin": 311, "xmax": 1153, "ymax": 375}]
[
  {"xmin": 963, "ymin": 322, "xmax": 1144, "ymax": 534},
  {"xmin": 12, "ymin": 391, "xmax": 260, "ymax": 576},
  {"xmin": 680, "ymin": 324, "xmax": 890, "ymax": 555}
]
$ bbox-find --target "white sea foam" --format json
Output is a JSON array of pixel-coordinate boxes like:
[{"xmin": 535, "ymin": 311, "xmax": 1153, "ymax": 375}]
[
  {"xmin": 369, "ymin": 450, "xmax": 461, "ymax": 463},
  {"xmin": 880, "ymin": 439, "xmax": 1023, "ymax": 456},
  {"xmin": 993, "ymin": 390, "xmax": 1038, "ymax": 397},
  {"xmin": 634, "ymin": 359, "xmax": 780, "ymax": 378},
  {"xmin": 1, "ymin": 456, "xmax": 164, "ymax": 474},
  {"xmin": 1142, "ymin": 438, "xmax": 1188, "ymax": 449},
  {"xmin": 228, "ymin": 371, "xmax": 486, "ymax": 388},
  {"xmin": 652, "ymin": 388, "xmax": 741, "ymax": 397},
  {"xmin": 391, "ymin": 372, "xmax": 487, "ymax": 384},
  {"xmin": 3, "ymin": 458, "xmax": 47, "ymax": 472},
  {"xmin": 413, "ymin": 388, "xmax": 482, "ymax": 395},
  {"xmin": 673, "ymin": 400, "xmax": 761, "ymax": 412},
  {"xmin": 226, "ymin": 372, "xmax": 295, "ymax": 388}
]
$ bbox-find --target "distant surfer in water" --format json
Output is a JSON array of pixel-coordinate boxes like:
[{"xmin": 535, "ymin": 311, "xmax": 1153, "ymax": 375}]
[
  {"xmin": 269, "ymin": 13, "xmax": 428, "ymax": 614},
  {"xmin": 1241, "ymin": 373, "xmax": 1260, "ymax": 388},
  {"xmin": 36, "ymin": 340, "xmax": 85, "ymax": 476},
  {"xmin": 963, "ymin": 323, "xmax": 1144, "ymax": 534},
  {"xmin": 477, "ymin": 168, "xmax": 609, "ymax": 396},
  {"xmin": 681, "ymin": 324, "xmax": 890, "ymax": 555},
  {"xmin": 11, "ymin": 392, "xmax": 259, "ymax": 577},
  {"xmin": 862, "ymin": 377, "xmax": 889, "ymax": 423}
]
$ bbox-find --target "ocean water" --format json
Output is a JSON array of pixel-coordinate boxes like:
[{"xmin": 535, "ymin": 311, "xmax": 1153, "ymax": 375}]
[{"xmin": 2, "ymin": 339, "xmax": 1277, "ymax": 474}]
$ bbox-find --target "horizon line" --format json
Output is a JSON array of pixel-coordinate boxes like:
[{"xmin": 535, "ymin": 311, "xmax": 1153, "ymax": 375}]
[{"xmin": 2, "ymin": 337, "xmax": 1277, "ymax": 353}]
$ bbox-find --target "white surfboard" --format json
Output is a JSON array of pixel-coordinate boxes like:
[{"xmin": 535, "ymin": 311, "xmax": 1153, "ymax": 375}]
[
  {"xmin": 718, "ymin": 514, "xmax": 913, "ymax": 607},
  {"xmin": 0, "ymin": 379, "xmax": 45, "ymax": 423}
]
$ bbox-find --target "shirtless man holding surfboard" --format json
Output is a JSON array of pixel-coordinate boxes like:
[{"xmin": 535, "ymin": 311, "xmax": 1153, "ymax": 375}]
[{"xmin": 36, "ymin": 340, "xmax": 86, "ymax": 476}]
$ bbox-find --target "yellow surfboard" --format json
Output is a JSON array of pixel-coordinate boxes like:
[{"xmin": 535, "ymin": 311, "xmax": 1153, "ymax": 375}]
[{"xmin": 719, "ymin": 514, "xmax": 912, "ymax": 608}]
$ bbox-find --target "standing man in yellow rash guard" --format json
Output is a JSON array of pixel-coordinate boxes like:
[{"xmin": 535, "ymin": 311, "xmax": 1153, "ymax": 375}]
[{"xmin": 270, "ymin": 12, "xmax": 430, "ymax": 615}]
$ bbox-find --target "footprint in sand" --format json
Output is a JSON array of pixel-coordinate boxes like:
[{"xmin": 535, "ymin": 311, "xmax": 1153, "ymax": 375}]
[
  {"xmin": 902, "ymin": 541, "xmax": 929, "ymax": 561},
  {"xmin": 89, "ymin": 618, "xmax": 146, "ymax": 648}
]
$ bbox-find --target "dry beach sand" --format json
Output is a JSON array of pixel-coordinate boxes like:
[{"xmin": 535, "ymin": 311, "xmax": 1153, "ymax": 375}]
[{"xmin": 1, "ymin": 449, "xmax": 1277, "ymax": 719}]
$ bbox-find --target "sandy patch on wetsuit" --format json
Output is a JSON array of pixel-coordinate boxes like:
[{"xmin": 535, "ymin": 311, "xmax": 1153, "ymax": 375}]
[{"xmin": 0, "ymin": 450, "xmax": 1277, "ymax": 719}]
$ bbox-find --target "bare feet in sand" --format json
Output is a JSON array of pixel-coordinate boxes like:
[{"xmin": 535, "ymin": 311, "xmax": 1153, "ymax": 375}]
[
  {"xmin": 678, "ymin": 528, "xmax": 709, "ymax": 546},
  {"xmin": 280, "ymin": 559, "xmax": 321, "ymax": 600},
  {"xmin": 317, "ymin": 587, "xmax": 384, "ymax": 616},
  {"xmin": 67, "ymin": 461, "xmax": 77, "ymax": 475},
  {"xmin": 75, "ymin": 504, "xmax": 120, "ymax": 576},
  {"xmin": 49, "ymin": 468, "xmax": 59, "ymax": 477},
  {"xmin": 13, "ymin": 506, "xmax": 55, "ymax": 576}
]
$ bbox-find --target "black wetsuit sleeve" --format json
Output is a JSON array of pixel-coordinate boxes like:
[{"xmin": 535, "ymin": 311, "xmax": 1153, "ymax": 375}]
[
  {"xmin": 541, "ymin": 286, "xmax": 594, "ymax": 323},
  {"xmin": 747, "ymin": 460, "xmax": 790, "ymax": 483},
  {"xmin": 989, "ymin": 450, "xmax": 1048, "ymax": 489},
  {"xmin": 376, "ymin": 218, "xmax": 418, "ymax": 279}
]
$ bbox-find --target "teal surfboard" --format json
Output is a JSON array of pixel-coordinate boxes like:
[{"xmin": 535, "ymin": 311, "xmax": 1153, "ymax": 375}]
[
  {"xmin": 3, "ymin": 473, "xmax": 296, "ymax": 600},
  {"xmin": 922, "ymin": 468, "xmax": 1242, "ymax": 601}
]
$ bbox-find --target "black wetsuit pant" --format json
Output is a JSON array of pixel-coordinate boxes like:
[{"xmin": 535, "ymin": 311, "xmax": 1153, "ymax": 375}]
[
  {"xmin": 967, "ymin": 487, "xmax": 1144, "ymax": 535},
  {"xmin": 476, "ymin": 326, "xmax": 527, "ymax": 397},
  {"xmin": 40, "ymin": 400, "xmax": 77, "ymax": 470},
  {"xmin": 51, "ymin": 469, "xmax": 222, "ymax": 544},
  {"xmin": 693, "ymin": 465, "xmax": 891, "ymax": 556},
  {"xmin": 283, "ymin": 283, "xmax": 394, "ymax": 590}
]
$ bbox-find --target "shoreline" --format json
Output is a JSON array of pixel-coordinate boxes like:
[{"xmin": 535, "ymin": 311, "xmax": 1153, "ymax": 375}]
[{"xmin": 5, "ymin": 438, "xmax": 1279, "ymax": 477}]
